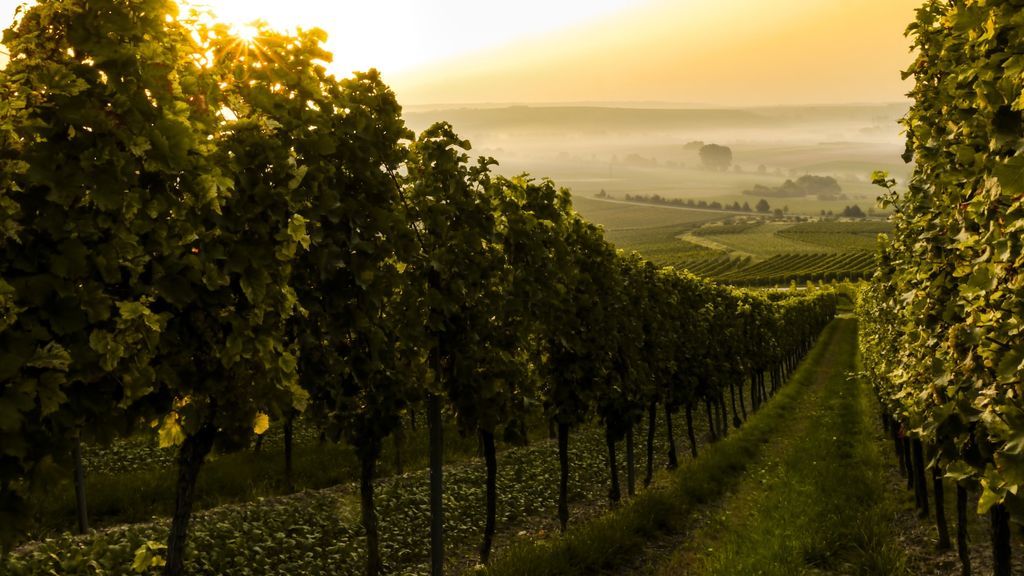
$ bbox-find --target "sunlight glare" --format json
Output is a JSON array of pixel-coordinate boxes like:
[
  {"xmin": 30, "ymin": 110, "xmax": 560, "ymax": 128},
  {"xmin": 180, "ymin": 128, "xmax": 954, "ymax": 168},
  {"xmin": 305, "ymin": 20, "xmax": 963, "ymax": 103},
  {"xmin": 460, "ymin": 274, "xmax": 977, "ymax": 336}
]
[
  {"xmin": 178, "ymin": 0, "xmax": 642, "ymax": 77},
  {"xmin": 230, "ymin": 22, "xmax": 260, "ymax": 44}
]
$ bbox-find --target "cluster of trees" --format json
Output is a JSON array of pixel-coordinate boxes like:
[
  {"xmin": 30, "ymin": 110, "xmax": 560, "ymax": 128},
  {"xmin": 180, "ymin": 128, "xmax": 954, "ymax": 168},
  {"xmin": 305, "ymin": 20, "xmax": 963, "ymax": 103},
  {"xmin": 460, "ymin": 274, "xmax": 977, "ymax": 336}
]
[
  {"xmin": 837, "ymin": 205, "xmax": 865, "ymax": 218},
  {"xmin": 0, "ymin": 2, "xmax": 837, "ymax": 575},
  {"xmin": 621, "ymin": 193, "xmax": 781, "ymax": 215},
  {"xmin": 698, "ymin": 144, "xmax": 733, "ymax": 171},
  {"xmin": 858, "ymin": 2, "xmax": 1024, "ymax": 575},
  {"xmin": 744, "ymin": 175, "xmax": 843, "ymax": 199}
]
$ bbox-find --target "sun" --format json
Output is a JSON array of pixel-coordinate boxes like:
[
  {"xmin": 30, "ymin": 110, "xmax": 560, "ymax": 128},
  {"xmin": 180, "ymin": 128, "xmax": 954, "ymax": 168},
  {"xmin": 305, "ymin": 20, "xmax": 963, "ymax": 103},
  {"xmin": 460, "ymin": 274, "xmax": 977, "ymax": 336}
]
[
  {"xmin": 229, "ymin": 22, "xmax": 261, "ymax": 44},
  {"xmin": 183, "ymin": 1, "xmax": 275, "ymax": 40}
]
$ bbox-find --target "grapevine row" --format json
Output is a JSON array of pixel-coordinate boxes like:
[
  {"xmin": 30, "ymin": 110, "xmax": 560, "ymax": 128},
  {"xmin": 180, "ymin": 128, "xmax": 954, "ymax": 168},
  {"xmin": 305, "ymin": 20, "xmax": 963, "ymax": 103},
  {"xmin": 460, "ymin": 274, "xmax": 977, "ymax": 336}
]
[
  {"xmin": 0, "ymin": 2, "xmax": 837, "ymax": 575},
  {"xmin": 857, "ymin": 2, "xmax": 1024, "ymax": 574}
]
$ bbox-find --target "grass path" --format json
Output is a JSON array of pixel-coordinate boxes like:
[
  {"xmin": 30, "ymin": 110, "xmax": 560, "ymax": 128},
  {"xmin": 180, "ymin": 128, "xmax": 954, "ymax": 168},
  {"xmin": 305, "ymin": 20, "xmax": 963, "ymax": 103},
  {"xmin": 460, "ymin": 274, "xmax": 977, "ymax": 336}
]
[
  {"xmin": 484, "ymin": 317, "xmax": 906, "ymax": 576},
  {"xmin": 650, "ymin": 316, "xmax": 906, "ymax": 575}
]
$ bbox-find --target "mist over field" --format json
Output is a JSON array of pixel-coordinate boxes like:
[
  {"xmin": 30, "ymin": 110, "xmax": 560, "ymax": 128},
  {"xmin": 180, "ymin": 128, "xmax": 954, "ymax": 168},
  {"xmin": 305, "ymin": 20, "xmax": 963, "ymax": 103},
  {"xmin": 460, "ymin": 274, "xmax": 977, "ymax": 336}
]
[{"xmin": 404, "ymin": 103, "xmax": 910, "ymax": 218}]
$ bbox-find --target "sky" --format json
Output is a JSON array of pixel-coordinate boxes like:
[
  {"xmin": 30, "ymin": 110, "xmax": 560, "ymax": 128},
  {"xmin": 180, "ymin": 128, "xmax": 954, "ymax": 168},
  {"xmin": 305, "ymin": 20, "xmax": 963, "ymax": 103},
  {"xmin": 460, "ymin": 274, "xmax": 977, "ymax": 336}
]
[{"xmin": 0, "ymin": 0, "xmax": 921, "ymax": 106}]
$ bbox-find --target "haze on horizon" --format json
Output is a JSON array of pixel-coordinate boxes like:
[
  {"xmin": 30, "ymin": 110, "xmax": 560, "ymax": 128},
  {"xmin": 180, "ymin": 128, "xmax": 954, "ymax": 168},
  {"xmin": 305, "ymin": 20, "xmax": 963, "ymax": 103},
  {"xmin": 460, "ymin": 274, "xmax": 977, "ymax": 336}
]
[{"xmin": 0, "ymin": 0, "xmax": 919, "ymax": 107}]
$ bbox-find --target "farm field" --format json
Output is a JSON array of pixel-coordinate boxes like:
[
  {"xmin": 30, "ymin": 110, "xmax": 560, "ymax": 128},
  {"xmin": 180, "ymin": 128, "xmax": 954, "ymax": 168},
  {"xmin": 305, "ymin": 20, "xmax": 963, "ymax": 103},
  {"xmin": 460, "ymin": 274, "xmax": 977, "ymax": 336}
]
[
  {"xmin": 572, "ymin": 196, "xmax": 889, "ymax": 284},
  {"xmin": 405, "ymin": 105, "xmax": 909, "ymax": 218}
]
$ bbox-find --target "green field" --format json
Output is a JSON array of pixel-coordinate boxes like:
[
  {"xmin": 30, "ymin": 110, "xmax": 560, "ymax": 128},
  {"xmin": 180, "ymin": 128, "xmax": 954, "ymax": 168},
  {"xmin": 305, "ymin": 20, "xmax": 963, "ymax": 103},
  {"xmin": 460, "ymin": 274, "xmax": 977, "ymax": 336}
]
[{"xmin": 572, "ymin": 197, "xmax": 890, "ymax": 285}]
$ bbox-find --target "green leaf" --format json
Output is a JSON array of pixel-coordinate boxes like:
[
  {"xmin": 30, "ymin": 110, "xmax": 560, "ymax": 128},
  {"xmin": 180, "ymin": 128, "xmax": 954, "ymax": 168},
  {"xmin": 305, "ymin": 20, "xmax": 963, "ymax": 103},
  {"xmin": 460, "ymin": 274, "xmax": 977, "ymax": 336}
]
[
  {"xmin": 288, "ymin": 165, "xmax": 308, "ymax": 191},
  {"xmin": 997, "ymin": 350, "xmax": 1023, "ymax": 384},
  {"xmin": 157, "ymin": 415, "xmax": 186, "ymax": 448},
  {"xmin": 278, "ymin": 351, "xmax": 297, "ymax": 374},
  {"xmin": 240, "ymin": 271, "xmax": 267, "ymax": 304},
  {"xmin": 944, "ymin": 461, "xmax": 976, "ymax": 483},
  {"xmin": 978, "ymin": 482, "xmax": 1004, "ymax": 514},
  {"xmin": 993, "ymin": 156, "xmax": 1024, "ymax": 196},
  {"xmin": 963, "ymin": 264, "xmax": 997, "ymax": 295},
  {"xmin": 36, "ymin": 371, "xmax": 68, "ymax": 416},
  {"xmin": 253, "ymin": 412, "xmax": 270, "ymax": 435},
  {"xmin": 132, "ymin": 541, "xmax": 167, "ymax": 573},
  {"xmin": 26, "ymin": 342, "xmax": 71, "ymax": 371},
  {"xmin": 287, "ymin": 214, "xmax": 311, "ymax": 250}
]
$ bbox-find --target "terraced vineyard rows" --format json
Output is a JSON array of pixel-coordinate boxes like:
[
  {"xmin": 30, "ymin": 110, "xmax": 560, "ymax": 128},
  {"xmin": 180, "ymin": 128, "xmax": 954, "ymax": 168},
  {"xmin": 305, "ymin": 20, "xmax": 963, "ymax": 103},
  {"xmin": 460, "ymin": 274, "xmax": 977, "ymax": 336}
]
[
  {"xmin": 705, "ymin": 251, "xmax": 876, "ymax": 286},
  {"xmin": 672, "ymin": 221, "xmax": 888, "ymax": 285},
  {"xmin": 776, "ymin": 221, "xmax": 892, "ymax": 252},
  {"xmin": 572, "ymin": 203, "xmax": 891, "ymax": 286}
]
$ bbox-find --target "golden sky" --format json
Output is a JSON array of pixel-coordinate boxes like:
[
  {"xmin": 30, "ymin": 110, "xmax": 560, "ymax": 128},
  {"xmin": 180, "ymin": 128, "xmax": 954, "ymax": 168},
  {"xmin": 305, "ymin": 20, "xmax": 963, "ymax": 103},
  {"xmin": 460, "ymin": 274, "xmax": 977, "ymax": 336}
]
[{"xmin": 0, "ymin": 0, "xmax": 921, "ymax": 106}]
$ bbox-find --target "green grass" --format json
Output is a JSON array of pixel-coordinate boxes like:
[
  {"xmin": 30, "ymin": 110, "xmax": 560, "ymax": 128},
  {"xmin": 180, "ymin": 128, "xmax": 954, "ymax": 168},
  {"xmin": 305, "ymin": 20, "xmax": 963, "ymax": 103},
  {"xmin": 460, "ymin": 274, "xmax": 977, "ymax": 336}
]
[
  {"xmin": 682, "ymin": 222, "xmax": 853, "ymax": 258},
  {"xmin": 690, "ymin": 222, "xmax": 763, "ymax": 236},
  {"xmin": 666, "ymin": 318, "xmax": 907, "ymax": 575},
  {"xmin": 571, "ymin": 196, "xmax": 720, "ymax": 230},
  {"xmin": 571, "ymin": 196, "xmax": 719, "ymax": 264},
  {"xmin": 483, "ymin": 319, "xmax": 848, "ymax": 576}
]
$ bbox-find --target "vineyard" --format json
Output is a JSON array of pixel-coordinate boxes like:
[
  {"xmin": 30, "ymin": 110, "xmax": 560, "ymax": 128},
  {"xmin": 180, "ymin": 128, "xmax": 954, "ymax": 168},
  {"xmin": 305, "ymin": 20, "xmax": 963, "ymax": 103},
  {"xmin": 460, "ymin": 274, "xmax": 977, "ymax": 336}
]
[
  {"xmin": 856, "ymin": 1, "xmax": 1024, "ymax": 576},
  {"xmin": 682, "ymin": 251, "xmax": 877, "ymax": 286},
  {"xmin": 574, "ymin": 204, "xmax": 888, "ymax": 286},
  {"xmin": 2, "ymin": 0, "xmax": 1023, "ymax": 575},
  {"xmin": 668, "ymin": 221, "xmax": 886, "ymax": 285},
  {"xmin": 0, "ymin": 2, "xmax": 837, "ymax": 576}
]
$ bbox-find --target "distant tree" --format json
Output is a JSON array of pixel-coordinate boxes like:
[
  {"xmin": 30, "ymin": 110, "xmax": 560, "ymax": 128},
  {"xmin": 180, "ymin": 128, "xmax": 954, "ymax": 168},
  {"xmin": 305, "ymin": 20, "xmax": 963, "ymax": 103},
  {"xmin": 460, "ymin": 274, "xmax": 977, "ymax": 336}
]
[
  {"xmin": 742, "ymin": 201, "xmax": 752, "ymax": 212},
  {"xmin": 624, "ymin": 153, "xmax": 656, "ymax": 167},
  {"xmin": 779, "ymin": 180, "xmax": 804, "ymax": 197},
  {"xmin": 744, "ymin": 174, "xmax": 841, "ymax": 199},
  {"xmin": 699, "ymin": 144, "xmax": 733, "ymax": 171},
  {"xmin": 683, "ymin": 140, "xmax": 705, "ymax": 151},
  {"xmin": 795, "ymin": 175, "xmax": 842, "ymax": 198},
  {"xmin": 757, "ymin": 164, "xmax": 767, "ymax": 174},
  {"xmin": 774, "ymin": 208, "xmax": 784, "ymax": 217},
  {"xmin": 755, "ymin": 199, "xmax": 771, "ymax": 213},
  {"xmin": 709, "ymin": 201, "xmax": 722, "ymax": 210},
  {"xmin": 841, "ymin": 204, "xmax": 866, "ymax": 218}
]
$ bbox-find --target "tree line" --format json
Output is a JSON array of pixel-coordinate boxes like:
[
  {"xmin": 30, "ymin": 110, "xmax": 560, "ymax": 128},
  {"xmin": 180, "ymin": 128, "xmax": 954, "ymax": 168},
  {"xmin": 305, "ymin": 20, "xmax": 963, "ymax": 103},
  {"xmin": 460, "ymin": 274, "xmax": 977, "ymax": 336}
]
[
  {"xmin": 0, "ymin": 1, "xmax": 837, "ymax": 575},
  {"xmin": 858, "ymin": 2, "xmax": 1024, "ymax": 575}
]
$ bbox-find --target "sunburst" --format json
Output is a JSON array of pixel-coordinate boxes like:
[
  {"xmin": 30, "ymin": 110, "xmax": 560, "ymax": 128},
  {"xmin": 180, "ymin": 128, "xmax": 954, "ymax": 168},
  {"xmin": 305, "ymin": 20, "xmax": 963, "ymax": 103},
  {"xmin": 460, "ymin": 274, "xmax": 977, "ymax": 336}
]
[{"xmin": 229, "ymin": 22, "xmax": 260, "ymax": 45}]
